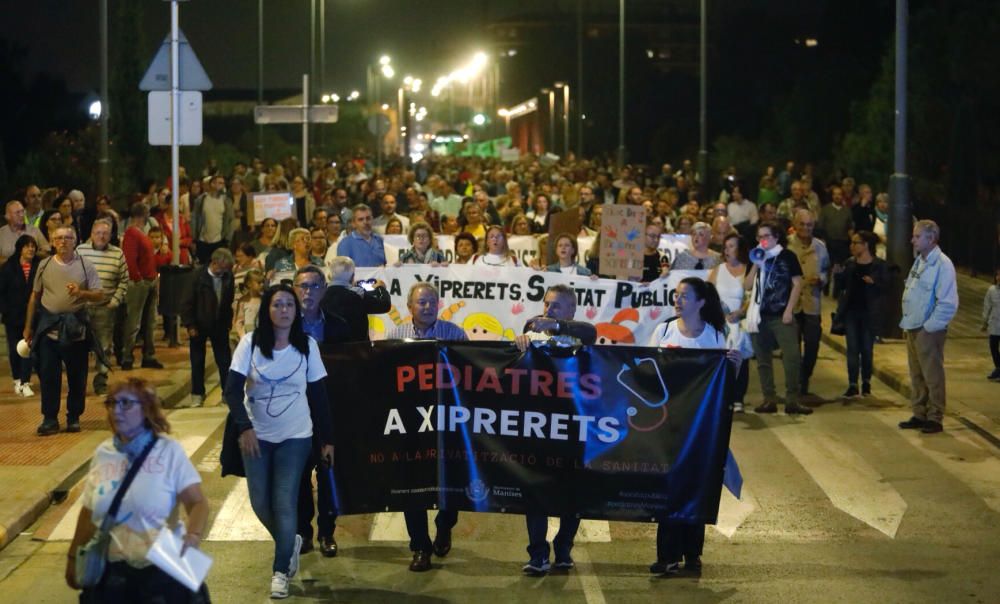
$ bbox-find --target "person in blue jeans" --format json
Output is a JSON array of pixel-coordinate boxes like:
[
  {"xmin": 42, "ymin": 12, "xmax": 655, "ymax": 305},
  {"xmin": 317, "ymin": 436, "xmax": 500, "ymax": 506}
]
[
  {"xmin": 834, "ymin": 230, "xmax": 888, "ymax": 397},
  {"xmin": 225, "ymin": 284, "xmax": 334, "ymax": 599}
]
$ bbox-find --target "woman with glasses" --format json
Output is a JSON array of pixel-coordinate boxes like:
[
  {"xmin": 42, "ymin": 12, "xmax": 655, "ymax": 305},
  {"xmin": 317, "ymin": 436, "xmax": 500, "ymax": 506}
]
[
  {"xmin": 224, "ymin": 284, "xmax": 334, "ymax": 598},
  {"xmin": 670, "ymin": 222, "xmax": 721, "ymax": 271},
  {"xmin": 833, "ymin": 231, "xmax": 888, "ymax": 397},
  {"xmin": 398, "ymin": 223, "xmax": 446, "ymax": 265},
  {"xmin": 65, "ymin": 378, "xmax": 210, "ymax": 602}
]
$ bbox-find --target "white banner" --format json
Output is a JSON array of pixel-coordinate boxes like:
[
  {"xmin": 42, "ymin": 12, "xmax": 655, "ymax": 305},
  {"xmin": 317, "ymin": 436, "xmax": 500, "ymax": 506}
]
[{"xmin": 355, "ymin": 264, "xmax": 708, "ymax": 346}]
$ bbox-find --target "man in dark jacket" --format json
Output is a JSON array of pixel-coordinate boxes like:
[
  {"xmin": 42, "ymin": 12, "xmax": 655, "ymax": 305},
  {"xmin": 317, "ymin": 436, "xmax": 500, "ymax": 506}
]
[
  {"xmin": 180, "ymin": 247, "xmax": 234, "ymax": 407},
  {"xmin": 318, "ymin": 255, "xmax": 390, "ymax": 347}
]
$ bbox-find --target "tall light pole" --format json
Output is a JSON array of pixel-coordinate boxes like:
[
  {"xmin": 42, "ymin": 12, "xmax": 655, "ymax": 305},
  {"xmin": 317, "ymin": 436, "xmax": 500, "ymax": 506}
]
[
  {"xmin": 617, "ymin": 0, "xmax": 626, "ymax": 167},
  {"xmin": 886, "ymin": 0, "xmax": 913, "ymax": 337},
  {"xmin": 98, "ymin": 0, "xmax": 109, "ymax": 196},
  {"xmin": 543, "ymin": 88, "xmax": 555, "ymax": 154},
  {"xmin": 257, "ymin": 0, "xmax": 264, "ymax": 157},
  {"xmin": 308, "ymin": 0, "xmax": 316, "ymax": 170},
  {"xmin": 555, "ymin": 82, "xmax": 569, "ymax": 158},
  {"xmin": 698, "ymin": 0, "xmax": 708, "ymax": 193},
  {"xmin": 319, "ymin": 0, "xmax": 326, "ymax": 150},
  {"xmin": 576, "ymin": 1, "xmax": 584, "ymax": 157}
]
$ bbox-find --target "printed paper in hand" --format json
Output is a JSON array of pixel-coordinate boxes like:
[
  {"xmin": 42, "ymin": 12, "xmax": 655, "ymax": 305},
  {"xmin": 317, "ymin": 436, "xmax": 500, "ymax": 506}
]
[{"xmin": 145, "ymin": 525, "xmax": 212, "ymax": 592}]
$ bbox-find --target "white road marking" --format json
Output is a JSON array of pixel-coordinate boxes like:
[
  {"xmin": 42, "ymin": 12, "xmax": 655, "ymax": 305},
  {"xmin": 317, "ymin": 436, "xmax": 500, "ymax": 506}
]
[
  {"xmin": 206, "ymin": 478, "xmax": 271, "ymax": 541},
  {"xmin": 548, "ymin": 518, "xmax": 611, "ymax": 542},
  {"xmin": 874, "ymin": 413, "xmax": 1000, "ymax": 514},
  {"xmin": 573, "ymin": 547, "xmax": 607, "ymax": 604},
  {"xmin": 772, "ymin": 421, "xmax": 907, "ymax": 538},
  {"xmin": 368, "ymin": 511, "xmax": 409, "ymax": 541},
  {"xmin": 713, "ymin": 485, "xmax": 757, "ymax": 538}
]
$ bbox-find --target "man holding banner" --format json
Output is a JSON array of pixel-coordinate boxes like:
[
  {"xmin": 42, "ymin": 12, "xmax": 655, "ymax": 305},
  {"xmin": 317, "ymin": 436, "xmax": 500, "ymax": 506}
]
[
  {"xmin": 515, "ymin": 284, "xmax": 597, "ymax": 575},
  {"xmin": 386, "ymin": 282, "xmax": 465, "ymax": 571}
]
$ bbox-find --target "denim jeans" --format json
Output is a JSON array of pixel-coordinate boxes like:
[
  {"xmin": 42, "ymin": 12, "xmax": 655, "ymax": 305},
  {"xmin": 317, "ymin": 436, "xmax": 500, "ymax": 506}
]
[
  {"xmin": 242, "ymin": 437, "xmax": 312, "ymax": 573},
  {"xmin": 845, "ymin": 312, "xmax": 875, "ymax": 387},
  {"xmin": 525, "ymin": 513, "xmax": 581, "ymax": 562}
]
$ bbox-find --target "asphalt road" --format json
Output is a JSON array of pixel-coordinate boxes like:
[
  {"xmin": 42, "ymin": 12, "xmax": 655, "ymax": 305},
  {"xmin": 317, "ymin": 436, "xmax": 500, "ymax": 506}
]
[{"xmin": 2, "ymin": 346, "xmax": 999, "ymax": 603}]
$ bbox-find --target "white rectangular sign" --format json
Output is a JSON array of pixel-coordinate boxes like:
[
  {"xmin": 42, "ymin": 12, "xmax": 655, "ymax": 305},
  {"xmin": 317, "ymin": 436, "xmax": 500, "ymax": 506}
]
[
  {"xmin": 147, "ymin": 91, "xmax": 203, "ymax": 146},
  {"xmin": 252, "ymin": 192, "xmax": 293, "ymax": 222}
]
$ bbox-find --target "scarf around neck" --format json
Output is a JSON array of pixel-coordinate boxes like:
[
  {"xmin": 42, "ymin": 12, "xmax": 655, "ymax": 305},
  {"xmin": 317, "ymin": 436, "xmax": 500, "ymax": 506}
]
[{"xmin": 113, "ymin": 427, "xmax": 155, "ymax": 462}]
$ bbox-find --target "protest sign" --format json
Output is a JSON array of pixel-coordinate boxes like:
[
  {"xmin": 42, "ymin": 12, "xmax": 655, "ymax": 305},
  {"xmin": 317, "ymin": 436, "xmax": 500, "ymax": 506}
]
[{"xmin": 599, "ymin": 205, "xmax": 647, "ymax": 279}]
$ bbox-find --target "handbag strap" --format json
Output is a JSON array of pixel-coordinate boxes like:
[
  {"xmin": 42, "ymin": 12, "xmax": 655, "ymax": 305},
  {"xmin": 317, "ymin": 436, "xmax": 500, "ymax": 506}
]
[{"xmin": 98, "ymin": 436, "xmax": 159, "ymax": 532}]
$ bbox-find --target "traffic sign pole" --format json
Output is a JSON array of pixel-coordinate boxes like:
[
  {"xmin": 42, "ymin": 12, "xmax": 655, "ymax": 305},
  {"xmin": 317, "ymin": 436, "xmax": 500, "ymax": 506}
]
[{"xmin": 171, "ymin": 1, "xmax": 181, "ymax": 266}]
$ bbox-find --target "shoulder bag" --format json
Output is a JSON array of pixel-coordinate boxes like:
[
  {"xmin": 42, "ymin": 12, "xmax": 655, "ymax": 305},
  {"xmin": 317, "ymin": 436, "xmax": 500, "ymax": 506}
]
[{"xmin": 75, "ymin": 436, "xmax": 159, "ymax": 588}]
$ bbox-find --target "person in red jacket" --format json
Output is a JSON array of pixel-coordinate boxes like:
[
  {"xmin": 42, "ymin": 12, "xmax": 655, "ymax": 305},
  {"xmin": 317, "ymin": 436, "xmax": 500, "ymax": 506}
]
[{"xmin": 120, "ymin": 203, "xmax": 164, "ymax": 370}]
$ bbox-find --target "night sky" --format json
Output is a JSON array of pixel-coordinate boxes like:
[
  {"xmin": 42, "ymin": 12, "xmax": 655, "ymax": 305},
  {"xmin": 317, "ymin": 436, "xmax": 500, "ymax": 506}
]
[{"xmin": 3, "ymin": 0, "xmax": 823, "ymax": 95}]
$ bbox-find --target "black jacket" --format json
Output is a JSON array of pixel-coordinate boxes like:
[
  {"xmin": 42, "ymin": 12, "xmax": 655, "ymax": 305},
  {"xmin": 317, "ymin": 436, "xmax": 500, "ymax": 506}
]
[
  {"xmin": 0, "ymin": 255, "xmax": 39, "ymax": 326},
  {"xmin": 180, "ymin": 265, "xmax": 235, "ymax": 331},
  {"xmin": 318, "ymin": 285, "xmax": 391, "ymax": 347},
  {"xmin": 835, "ymin": 257, "xmax": 889, "ymax": 327}
]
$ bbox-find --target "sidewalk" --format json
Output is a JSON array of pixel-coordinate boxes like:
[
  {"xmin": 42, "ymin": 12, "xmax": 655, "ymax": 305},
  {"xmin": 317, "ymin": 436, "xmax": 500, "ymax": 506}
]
[
  {"xmin": 819, "ymin": 270, "xmax": 1000, "ymax": 432},
  {"xmin": 0, "ymin": 336, "xmax": 221, "ymax": 551}
]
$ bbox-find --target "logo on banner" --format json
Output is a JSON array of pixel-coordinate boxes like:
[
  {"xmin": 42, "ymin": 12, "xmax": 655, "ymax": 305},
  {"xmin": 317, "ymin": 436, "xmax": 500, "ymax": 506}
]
[
  {"xmin": 466, "ymin": 479, "xmax": 490, "ymax": 502},
  {"xmin": 618, "ymin": 358, "xmax": 671, "ymax": 432}
]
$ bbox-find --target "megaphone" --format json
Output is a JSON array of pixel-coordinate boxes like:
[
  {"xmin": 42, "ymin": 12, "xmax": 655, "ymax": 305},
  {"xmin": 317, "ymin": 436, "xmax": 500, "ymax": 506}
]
[{"xmin": 749, "ymin": 246, "xmax": 767, "ymax": 263}]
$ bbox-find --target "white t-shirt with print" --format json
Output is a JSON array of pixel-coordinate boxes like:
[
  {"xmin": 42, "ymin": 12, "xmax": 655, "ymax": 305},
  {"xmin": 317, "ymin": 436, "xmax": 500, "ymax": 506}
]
[
  {"xmin": 83, "ymin": 437, "xmax": 200, "ymax": 567},
  {"xmin": 649, "ymin": 320, "xmax": 726, "ymax": 349},
  {"xmin": 230, "ymin": 333, "xmax": 327, "ymax": 443}
]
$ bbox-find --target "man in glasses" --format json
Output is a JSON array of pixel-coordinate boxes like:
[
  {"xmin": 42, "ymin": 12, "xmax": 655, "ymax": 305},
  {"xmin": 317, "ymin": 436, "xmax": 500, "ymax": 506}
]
[
  {"xmin": 291, "ymin": 266, "xmax": 341, "ymax": 558},
  {"xmin": 23, "ymin": 226, "xmax": 105, "ymax": 435}
]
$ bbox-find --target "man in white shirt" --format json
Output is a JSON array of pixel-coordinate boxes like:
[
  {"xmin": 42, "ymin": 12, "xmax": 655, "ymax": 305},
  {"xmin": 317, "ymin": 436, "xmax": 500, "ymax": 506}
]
[
  {"xmin": 191, "ymin": 175, "xmax": 235, "ymax": 265},
  {"xmin": 372, "ymin": 194, "xmax": 410, "ymax": 235}
]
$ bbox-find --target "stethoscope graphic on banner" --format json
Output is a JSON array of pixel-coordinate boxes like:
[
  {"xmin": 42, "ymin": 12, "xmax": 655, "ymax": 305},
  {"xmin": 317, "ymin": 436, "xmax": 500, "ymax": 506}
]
[{"xmin": 617, "ymin": 358, "xmax": 670, "ymax": 431}]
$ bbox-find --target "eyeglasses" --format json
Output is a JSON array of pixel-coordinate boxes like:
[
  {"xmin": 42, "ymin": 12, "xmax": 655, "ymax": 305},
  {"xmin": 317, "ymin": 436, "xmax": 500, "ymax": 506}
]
[
  {"xmin": 295, "ymin": 282, "xmax": 325, "ymax": 291},
  {"xmin": 105, "ymin": 398, "xmax": 140, "ymax": 410}
]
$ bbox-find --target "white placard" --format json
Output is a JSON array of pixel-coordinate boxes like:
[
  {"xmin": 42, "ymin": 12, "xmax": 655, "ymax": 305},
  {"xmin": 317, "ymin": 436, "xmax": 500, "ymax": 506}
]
[{"xmin": 252, "ymin": 192, "xmax": 293, "ymax": 223}]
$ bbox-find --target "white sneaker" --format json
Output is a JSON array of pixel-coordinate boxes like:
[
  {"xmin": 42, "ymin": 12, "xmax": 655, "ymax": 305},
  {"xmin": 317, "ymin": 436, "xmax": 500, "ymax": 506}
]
[
  {"xmin": 269, "ymin": 571, "xmax": 289, "ymax": 599},
  {"xmin": 19, "ymin": 383, "xmax": 34, "ymax": 397},
  {"xmin": 733, "ymin": 402, "xmax": 744, "ymax": 413},
  {"xmin": 13, "ymin": 379, "xmax": 21, "ymax": 393},
  {"xmin": 288, "ymin": 534, "xmax": 302, "ymax": 578}
]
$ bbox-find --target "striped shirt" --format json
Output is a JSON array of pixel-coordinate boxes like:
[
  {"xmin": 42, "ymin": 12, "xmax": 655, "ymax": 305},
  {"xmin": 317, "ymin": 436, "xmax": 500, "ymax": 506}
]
[
  {"xmin": 77, "ymin": 242, "xmax": 129, "ymax": 306},
  {"xmin": 385, "ymin": 319, "xmax": 468, "ymax": 341}
]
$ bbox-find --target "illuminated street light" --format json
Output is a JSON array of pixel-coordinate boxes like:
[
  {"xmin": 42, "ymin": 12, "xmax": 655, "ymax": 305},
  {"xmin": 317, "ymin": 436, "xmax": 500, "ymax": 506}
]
[
  {"xmin": 321, "ymin": 94, "xmax": 330, "ymax": 103},
  {"xmin": 381, "ymin": 64, "xmax": 395, "ymax": 79},
  {"xmin": 88, "ymin": 100, "xmax": 102, "ymax": 120},
  {"xmin": 472, "ymin": 113, "xmax": 486, "ymax": 126},
  {"xmin": 331, "ymin": 93, "xmax": 340, "ymax": 103},
  {"xmin": 381, "ymin": 103, "xmax": 389, "ymax": 110},
  {"xmin": 349, "ymin": 90, "xmax": 360, "ymax": 100},
  {"xmin": 379, "ymin": 55, "xmax": 391, "ymax": 66}
]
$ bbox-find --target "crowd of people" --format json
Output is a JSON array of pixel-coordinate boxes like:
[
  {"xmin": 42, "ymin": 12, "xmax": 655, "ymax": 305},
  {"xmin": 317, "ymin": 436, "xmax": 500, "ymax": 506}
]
[{"xmin": 0, "ymin": 151, "xmax": 971, "ymax": 599}]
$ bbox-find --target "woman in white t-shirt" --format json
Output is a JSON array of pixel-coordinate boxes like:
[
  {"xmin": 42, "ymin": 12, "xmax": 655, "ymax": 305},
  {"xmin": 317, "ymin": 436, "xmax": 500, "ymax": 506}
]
[
  {"xmin": 471, "ymin": 225, "xmax": 521, "ymax": 267},
  {"xmin": 647, "ymin": 276, "xmax": 742, "ymax": 577},
  {"xmin": 65, "ymin": 377, "xmax": 210, "ymax": 602},
  {"xmin": 224, "ymin": 284, "xmax": 334, "ymax": 599}
]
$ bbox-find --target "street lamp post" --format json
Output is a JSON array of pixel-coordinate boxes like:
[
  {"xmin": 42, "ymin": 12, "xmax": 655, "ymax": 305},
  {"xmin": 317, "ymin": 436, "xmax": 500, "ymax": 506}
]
[
  {"xmin": 698, "ymin": 0, "xmax": 708, "ymax": 194},
  {"xmin": 542, "ymin": 88, "xmax": 555, "ymax": 154},
  {"xmin": 555, "ymin": 82, "xmax": 569, "ymax": 158},
  {"xmin": 98, "ymin": 0, "xmax": 109, "ymax": 196},
  {"xmin": 257, "ymin": 0, "xmax": 264, "ymax": 157},
  {"xmin": 617, "ymin": 0, "xmax": 626, "ymax": 167}
]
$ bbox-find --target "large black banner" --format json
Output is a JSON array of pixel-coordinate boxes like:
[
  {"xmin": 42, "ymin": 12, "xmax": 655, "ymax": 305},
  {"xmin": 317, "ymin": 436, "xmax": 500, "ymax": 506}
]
[{"xmin": 324, "ymin": 341, "xmax": 733, "ymax": 523}]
